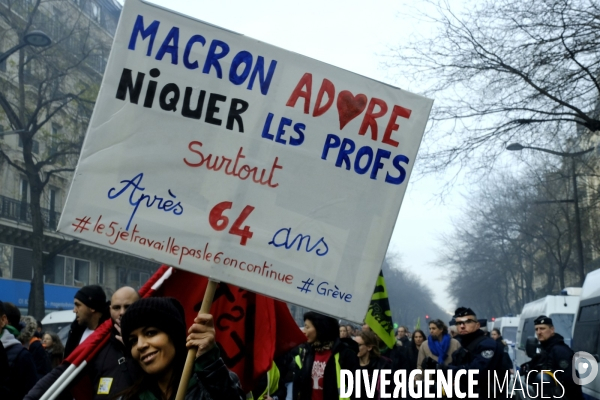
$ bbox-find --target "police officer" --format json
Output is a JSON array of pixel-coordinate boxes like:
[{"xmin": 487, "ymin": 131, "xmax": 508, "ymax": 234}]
[
  {"xmin": 520, "ymin": 315, "xmax": 584, "ymax": 400},
  {"xmin": 441, "ymin": 307, "xmax": 507, "ymax": 398}
]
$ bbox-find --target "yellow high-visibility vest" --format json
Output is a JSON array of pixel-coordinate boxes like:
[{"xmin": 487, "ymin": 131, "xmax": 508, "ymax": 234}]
[{"xmin": 294, "ymin": 350, "xmax": 349, "ymax": 400}]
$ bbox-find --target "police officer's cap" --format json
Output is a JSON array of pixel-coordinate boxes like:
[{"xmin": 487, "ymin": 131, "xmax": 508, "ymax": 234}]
[
  {"xmin": 534, "ymin": 315, "xmax": 553, "ymax": 326},
  {"xmin": 454, "ymin": 307, "xmax": 476, "ymax": 318}
]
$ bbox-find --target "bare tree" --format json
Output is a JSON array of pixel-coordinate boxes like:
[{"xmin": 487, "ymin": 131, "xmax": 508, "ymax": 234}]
[
  {"xmin": 440, "ymin": 159, "xmax": 600, "ymax": 315},
  {"xmin": 0, "ymin": 0, "xmax": 110, "ymax": 319},
  {"xmin": 387, "ymin": 0, "xmax": 600, "ymax": 175},
  {"xmin": 383, "ymin": 255, "xmax": 448, "ymax": 327}
]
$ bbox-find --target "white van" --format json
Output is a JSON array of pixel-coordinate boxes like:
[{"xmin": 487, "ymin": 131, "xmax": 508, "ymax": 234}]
[
  {"xmin": 493, "ymin": 315, "xmax": 519, "ymax": 345},
  {"xmin": 515, "ymin": 289, "xmax": 581, "ymax": 369},
  {"xmin": 572, "ymin": 269, "xmax": 600, "ymax": 400},
  {"xmin": 41, "ymin": 310, "xmax": 75, "ymax": 344}
]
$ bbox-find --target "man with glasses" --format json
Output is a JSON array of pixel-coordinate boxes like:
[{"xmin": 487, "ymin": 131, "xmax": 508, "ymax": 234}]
[
  {"xmin": 441, "ymin": 307, "xmax": 507, "ymax": 397},
  {"xmin": 397, "ymin": 326, "xmax": 409, "ymax": 346}
]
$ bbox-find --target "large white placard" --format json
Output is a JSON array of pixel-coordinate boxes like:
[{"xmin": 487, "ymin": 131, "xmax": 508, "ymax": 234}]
[{"xmin": 57, "ymin": 0, "xmax": 433, "ymax": 322}]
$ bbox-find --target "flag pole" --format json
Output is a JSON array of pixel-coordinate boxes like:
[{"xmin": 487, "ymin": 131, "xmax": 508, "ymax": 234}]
[{"xmin": 175, "ymin": 278, "xmax": 219, "ymax": 400}]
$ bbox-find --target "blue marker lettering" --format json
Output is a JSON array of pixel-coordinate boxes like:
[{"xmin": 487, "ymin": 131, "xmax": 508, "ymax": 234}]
[{"xmin": 107, "ymin": 173, "xmax": 183, "ymax": 230}]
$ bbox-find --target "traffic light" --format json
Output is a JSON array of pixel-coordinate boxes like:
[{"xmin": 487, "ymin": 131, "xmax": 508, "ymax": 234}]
[{"xmin": 425, "ymin": 314, "xmax": 430, "ymax": 321}]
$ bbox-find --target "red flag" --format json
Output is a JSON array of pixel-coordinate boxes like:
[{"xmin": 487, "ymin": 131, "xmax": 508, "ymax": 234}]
[
  {"xmin": 64, "ymin": 319, "xmax": 113, "ymax": 365},
  {"xmin": 148, "ymin": 266, "xmax": 306, "ymax": 392}
]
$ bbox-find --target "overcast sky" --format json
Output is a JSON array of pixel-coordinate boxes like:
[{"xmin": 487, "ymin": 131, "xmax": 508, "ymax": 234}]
[{"xmin": 117, "ymin": 0, "xmax": 465, "ymax": 314}]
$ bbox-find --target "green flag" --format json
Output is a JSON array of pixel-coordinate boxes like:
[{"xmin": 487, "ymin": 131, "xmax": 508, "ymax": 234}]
[
  {"xmin": 415, "ymin": 316, "xmax": 421, "ymax": 331},
  {"xmin": 365, "ymin": 270, "xmax": 396, "ymax": 349}
]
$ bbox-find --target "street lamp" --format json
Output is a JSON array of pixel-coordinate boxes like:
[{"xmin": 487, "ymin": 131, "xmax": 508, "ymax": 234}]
[
  {"xmin": 0, "ymin": 30, "xmax": 52, "ymax": 65},
  {"xmin": 506, "ymin": 143, "xmax": 595, "ymax": 285}
]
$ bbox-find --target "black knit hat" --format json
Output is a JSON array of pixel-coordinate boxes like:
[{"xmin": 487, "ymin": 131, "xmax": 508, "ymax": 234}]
[
  {"xmin": 121, "ymin": 297, "xmax": 187, "ymax": 352},
  {"xmin": 74, "ymin": 285, "xmax": 106, "ymax": 312},
  {"xmin": 534, "ymin": 315, "xmax": 553, "ymax": 326}
]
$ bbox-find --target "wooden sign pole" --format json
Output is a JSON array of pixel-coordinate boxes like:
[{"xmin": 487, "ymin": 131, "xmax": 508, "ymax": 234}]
[{"xmin": 175, "ymin": 279, "xmax": 219, "ymax": 400}]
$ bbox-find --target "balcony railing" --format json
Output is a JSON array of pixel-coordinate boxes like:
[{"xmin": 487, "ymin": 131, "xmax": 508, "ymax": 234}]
[{"xmin": 0, "ymin": 195, "xmax": 61, "ymax": 230}]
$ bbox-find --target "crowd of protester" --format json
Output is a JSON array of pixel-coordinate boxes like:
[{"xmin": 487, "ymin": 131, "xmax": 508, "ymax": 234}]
[{"xmin": 0, "ymin": 284, "xmax": 584, "ymax": 399}]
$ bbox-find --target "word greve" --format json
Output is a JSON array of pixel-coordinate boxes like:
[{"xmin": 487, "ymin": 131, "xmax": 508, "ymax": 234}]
[
  {"xmin": 296, "ymin": 279, "xmax": 352, "ymax": 303},
  {"xmin": 340, "ymin": 369, "xmax": 479, "ymax": 399}
]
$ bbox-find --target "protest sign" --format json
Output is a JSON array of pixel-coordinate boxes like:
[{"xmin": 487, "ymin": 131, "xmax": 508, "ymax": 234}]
[{"xmin": 57, "ymin": 0, "xmax": 433, "ymax": 322}]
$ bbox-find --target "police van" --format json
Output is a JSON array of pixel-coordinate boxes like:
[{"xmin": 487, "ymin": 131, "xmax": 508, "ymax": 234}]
[
  {"xmin": 515, "ymin": 288, "xmax": 581, "ymax": 369},
  {"xmin": 494, "ymin": 315, "xmax": 519, "ymax": 345},
  {"xmin": 572, "ymin": 269, "xmax": 600, "ymax": 400}
]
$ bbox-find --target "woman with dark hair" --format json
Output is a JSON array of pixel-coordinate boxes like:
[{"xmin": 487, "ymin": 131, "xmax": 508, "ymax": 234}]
[
  {"xmin": 339, "ymin": 325, "xmax": 348, "ymax": 339},
  {"xmin": 406, "ymin": 329, "xmax": 427, "ymax": 371},
  {"xmin": 117, "ymin": 297, "xmax": 245, "ymax": 400},
  {"xmin": 41, "ymin": 332, "xmax": 64, "ymax": 368},
  {"xmin": 417, "ymin": 319, "xmax": 461, "ymax": 377},
  {"xmin": 293, "ymin": 311, "xmax": 359, "ymax": 400},
  {"xmin": 491, "ymin": 328, "xmax": 514, "ymax": 373}
]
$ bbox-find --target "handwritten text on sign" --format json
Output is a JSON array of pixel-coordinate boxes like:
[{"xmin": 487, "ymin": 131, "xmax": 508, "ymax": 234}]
[{"xmin": 57, "ymin": 0, "xmax": 433, "ymax": 322}]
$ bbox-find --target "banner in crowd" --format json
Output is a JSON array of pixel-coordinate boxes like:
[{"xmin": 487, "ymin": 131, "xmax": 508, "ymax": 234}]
[
  {"xmin": 365, "ymin": 270, "xmax": 396, "ymax": 348},
  {"xmin": 57, "ymin": 0, "xmax": 433, "ymax": 321}
]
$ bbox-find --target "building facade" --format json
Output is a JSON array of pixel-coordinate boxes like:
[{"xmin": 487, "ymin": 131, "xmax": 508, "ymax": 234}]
[{"xmin": 0, "ymin": 0, "xmax": 159, "ymax": 314}]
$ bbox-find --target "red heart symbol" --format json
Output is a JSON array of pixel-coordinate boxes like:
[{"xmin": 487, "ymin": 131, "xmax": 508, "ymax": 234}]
[{"xmin": 337, "ymin": 90, "xmax": 367, "ymax": 130}]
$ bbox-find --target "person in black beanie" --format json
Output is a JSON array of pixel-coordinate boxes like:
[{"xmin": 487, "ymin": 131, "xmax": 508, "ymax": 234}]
[
  {"xmin": 64, "ymin": 285, "xmax": 109, "ymax": 358},
  {"xmin": 25, "ymin": 286, "xmax": 140, "ymax": 400},
  {"xmin": 117, "ymin": 297, "xmax": 245, "ymax": 400}
]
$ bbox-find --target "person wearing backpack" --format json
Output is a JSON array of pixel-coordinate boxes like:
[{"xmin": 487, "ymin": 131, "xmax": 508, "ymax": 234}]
[{"xmin": 0, "ymin": 300, "xmax": 38, "ymax": 400}]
